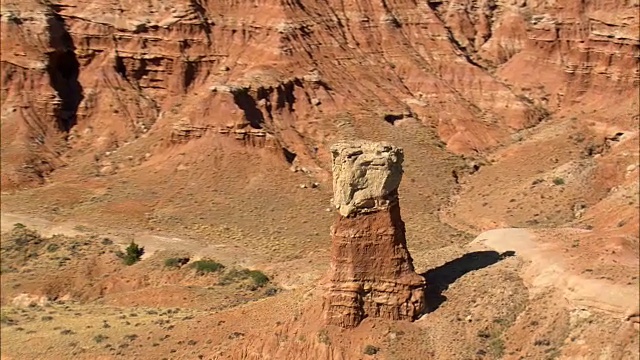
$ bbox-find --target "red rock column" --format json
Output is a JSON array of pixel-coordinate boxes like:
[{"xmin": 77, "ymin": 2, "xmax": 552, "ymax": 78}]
[{"xmin": 322, "ymin": 141, "xmax": 426, "ymax": 328}]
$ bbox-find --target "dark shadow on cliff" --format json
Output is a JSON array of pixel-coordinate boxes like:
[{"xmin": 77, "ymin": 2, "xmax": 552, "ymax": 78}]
[
  {"xmin": 46, "ymin": 9, "xmax": 84, "ymax": 133},
  {"xmin": 421, "ymin": 250, "xmax": 515, "ymax": 313},
  {"xmin": 232, "ymin": 88, "xmax": 264, "ymax": 129}
]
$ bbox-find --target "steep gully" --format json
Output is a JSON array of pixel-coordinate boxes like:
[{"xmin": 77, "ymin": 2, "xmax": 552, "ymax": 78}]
[{"xmin": 46, "ymin": 3, "xmax": 83, "ymax": 134}]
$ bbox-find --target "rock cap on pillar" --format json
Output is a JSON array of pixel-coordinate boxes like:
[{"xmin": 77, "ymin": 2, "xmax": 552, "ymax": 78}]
[{"xmin": 330, "ymin": 140, "xmax": 404, "ymax": 217}]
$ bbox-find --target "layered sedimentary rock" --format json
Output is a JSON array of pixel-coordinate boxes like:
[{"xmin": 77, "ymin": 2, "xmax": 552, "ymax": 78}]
[
  {"xmin": 1, "ymin": 0, "xmax": 637, "ymax": 189},
  {"xmin": 323, "ymin": 141, "xmax": 426, "ymax": 328}
]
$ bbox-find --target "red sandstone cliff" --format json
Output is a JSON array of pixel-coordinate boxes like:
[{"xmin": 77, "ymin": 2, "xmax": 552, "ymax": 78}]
[{"xmin": 2, "ymin": 0, "xmax": 636, "ymax": 189}]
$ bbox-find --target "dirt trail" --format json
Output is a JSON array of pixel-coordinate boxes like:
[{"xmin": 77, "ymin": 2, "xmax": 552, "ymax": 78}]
[
  {"xmin": 0, "ymin": 212, "xmax": 324, "ymax": 290},
  {"xmin": 470, "ymin": 228, "xmax": 639, "ymax": 317},
  {"xmin": 0, "ymin": 212, "xmax": 256, "ymax": 265}
]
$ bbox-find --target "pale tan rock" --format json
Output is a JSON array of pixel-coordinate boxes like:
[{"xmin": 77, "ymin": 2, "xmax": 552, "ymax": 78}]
[
  {"xmin": 330, "ymin": 141, "xmax": 404, "ymax": 217},
  {"xmin": 11, "ymin": 293, "xmax": 49, "ymax": 307}
]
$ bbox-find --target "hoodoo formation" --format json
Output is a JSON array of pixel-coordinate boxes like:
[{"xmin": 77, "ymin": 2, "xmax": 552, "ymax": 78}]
[{"xmin": 323, "ymin": 140, "xmax": 426, "ymax": 328}]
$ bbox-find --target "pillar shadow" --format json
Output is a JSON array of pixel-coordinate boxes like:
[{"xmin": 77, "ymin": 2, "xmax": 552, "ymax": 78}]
[{"xmin": 421, "ymin": 250, "xmax": 515, "ymax": 313}]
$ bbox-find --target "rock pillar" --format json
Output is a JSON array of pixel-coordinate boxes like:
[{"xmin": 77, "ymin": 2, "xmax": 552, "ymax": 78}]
[{"xmin": 323, "ymin": 140, "xmax": 426, "ymax": 328}]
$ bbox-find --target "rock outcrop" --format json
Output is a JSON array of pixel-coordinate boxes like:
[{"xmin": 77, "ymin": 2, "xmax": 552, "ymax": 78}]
[{"xmin": 323, "ymin": 141, "xmax": 426, "ymax": 328}]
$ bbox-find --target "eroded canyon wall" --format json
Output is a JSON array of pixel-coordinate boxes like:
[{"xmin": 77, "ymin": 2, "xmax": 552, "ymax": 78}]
[{"xmin": 1, "ymin": 0, "xmax": 638, "ymax": 188}]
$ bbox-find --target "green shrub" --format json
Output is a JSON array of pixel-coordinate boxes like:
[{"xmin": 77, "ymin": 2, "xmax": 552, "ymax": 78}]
[
  {"xmin": 123, "ymin": 334, "xmax": 138, "ymax": 341},
  {"xmin": 13, "ymin": 223, "xmax": 26, "ymax": 229},
  {"xmin": 363, "ymin": 345, "xmax": 379, "ymax": 355},
  {"xmin": 552, "ymin": 177, "xmax": 565, "ymax": 185},
  {"xmin": 9, "ymin": 227, "xmax": 42, "ymax": 247},
  {"xmin": 247, "ymin": 270, "xmax": 269, "ymax": 287},
  {"xmin": 164, "ymin": 257, "xmax": 190, "ymax": 268},
  {"xmin": 220, "ymin": 268, "xmax": 244, "ymax": 284},
  {"xmin": 0, "ymin": 313, "xmax": 11, "ymax": 324},
  {"xmin": 189, "ymin": 260, "xmax": 224, "ymax": 274},
  {"xmin": 317, "ymin": 329, "xmax": 331, "ymax": 345},
  {"xmin": 93, "ymin": 334, "xmax": 109, "ymax": 343},
  {"xmin": 220, "ymin": 268, "xmax": 270, "ymax": 287},
  {"xmin": 489, "ymin": 338, "xmax": 505, "ymax": 357},
  {"xmin": 265, "ymin": 287, "xmax": 278, "ymax": 296},
  {"xmin": 46, "ymin": 243, "xmax": 59, "ymax": 252},
  {"xmin": 121, "ymin": 241, "xmax": 144, "ymax": 265},
  {"xmin": 73, "ymin": 225, "xmax": 91, "ymax": 232}
]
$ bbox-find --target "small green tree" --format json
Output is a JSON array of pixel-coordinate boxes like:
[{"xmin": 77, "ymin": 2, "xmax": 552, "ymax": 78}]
[{"xmin": 122, "ymin": 241, "xmax": 144, "ymax": 265}]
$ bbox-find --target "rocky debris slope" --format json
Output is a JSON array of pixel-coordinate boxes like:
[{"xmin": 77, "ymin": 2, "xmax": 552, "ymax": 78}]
[
  {"xmin": 467, "ymin": 227, "xmax": 639, "ymax": 358},
  {"xmin": 471, "ymin": 228, "xmax": 639, "ymax": 318},
  {"xmin": 322, "ymin": 141, "xmax": 425, "ymax": 328}
]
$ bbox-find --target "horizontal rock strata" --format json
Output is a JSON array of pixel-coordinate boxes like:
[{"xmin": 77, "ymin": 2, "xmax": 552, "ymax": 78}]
[{"xmin": 323, "ymin": 141, "xmax": 426, "ymax": 328}]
